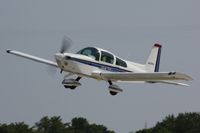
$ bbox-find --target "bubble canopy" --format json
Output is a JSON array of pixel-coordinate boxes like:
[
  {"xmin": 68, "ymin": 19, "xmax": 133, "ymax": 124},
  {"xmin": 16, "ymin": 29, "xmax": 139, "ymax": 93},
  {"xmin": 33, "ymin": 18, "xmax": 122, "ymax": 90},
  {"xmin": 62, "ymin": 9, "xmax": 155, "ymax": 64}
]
[{"xmin": 77, "ymin": 47, "xmax": 127, "ymax": 68}]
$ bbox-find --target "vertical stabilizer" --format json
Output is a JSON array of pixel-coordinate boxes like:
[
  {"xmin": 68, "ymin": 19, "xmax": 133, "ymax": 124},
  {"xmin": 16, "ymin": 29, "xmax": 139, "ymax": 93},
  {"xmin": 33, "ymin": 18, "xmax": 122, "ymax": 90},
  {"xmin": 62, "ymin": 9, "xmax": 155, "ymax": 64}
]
[{"xmin": 145, "ymin": 44, "xmax": 162, "ymax": 72}]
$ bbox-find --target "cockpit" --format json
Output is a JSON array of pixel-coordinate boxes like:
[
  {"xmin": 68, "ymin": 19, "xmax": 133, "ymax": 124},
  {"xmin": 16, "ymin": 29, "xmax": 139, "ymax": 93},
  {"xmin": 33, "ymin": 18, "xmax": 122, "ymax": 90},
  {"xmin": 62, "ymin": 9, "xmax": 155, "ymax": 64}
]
[
  {"xmin": 77, "ymin": 47, "xmax": 100, "ymax": 61},
  {"xmin": 77, "ymin": 47, "xmax": 127, "ymax": 68}
]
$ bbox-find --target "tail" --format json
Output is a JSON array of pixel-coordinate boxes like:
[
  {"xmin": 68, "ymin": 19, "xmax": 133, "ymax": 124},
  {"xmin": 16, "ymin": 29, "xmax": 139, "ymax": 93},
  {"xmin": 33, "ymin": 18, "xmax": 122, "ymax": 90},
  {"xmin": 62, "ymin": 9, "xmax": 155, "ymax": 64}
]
[{"xmin": 145, "ymin": 44, "xmax": 162, "ymax": 72}]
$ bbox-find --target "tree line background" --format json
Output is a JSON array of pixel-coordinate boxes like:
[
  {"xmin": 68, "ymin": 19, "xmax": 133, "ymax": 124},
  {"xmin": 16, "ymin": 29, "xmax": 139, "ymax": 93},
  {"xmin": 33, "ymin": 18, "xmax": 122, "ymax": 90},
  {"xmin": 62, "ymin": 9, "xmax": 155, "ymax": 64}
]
[
  {"xmin": 1, "ymin": 112, "xmax": 200, "ymax": 133},
  {"xmin": 0, "ymin": 116, "xmax": 115, "ymax": 133},
  {"xmin": 135, "ymin": 112, "xmax": 200, "ymax": 133}
]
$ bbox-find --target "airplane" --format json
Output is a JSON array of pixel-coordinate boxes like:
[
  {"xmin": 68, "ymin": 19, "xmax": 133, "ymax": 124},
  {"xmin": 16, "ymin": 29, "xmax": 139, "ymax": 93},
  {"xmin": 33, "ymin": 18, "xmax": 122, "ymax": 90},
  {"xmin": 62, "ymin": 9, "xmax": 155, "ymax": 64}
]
[{"xmin": 6, "ymin": 37, "xmax": 192, "ymax": 95}]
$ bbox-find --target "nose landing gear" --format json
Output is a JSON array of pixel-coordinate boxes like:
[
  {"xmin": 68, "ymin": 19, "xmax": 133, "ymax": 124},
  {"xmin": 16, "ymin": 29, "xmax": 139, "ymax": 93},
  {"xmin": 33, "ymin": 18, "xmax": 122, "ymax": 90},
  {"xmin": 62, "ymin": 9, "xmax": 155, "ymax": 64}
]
[{"xmin": 62, "ymin": 77, "xmax": 82, "ymax": 90}]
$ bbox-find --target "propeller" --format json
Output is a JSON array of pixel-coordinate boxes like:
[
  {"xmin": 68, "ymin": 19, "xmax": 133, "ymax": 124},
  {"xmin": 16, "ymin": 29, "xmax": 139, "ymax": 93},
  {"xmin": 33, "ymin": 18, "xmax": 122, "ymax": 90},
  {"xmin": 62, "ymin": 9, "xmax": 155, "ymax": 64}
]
[
  {"xmin": 60, "ymin": 36, "xmax": 73, "ymax": 53},
  {"xmin": 47, "ymin": 36, "xmax": 73, "ymax": 76}
]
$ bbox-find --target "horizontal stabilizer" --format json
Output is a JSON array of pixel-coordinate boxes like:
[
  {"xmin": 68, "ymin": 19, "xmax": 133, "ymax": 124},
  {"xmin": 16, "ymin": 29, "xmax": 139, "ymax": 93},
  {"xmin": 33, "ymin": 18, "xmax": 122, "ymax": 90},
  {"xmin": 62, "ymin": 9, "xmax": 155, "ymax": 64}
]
[
  {"xmin": 92, "ymin": 71, "xmax": 193, "ymax": 82},
  {"xmin": 154, "ymin": 80, "xmax": 190, "ymax": 87}
]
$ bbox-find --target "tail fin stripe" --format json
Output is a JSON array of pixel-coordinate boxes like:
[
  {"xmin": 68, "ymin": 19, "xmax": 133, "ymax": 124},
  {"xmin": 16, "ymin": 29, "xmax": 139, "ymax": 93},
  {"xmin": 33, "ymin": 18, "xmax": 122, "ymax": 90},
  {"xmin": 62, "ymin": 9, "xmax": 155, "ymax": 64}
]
[{"xmin": 154, "ymin": 46, "xmax": 161, "ymax": 72}]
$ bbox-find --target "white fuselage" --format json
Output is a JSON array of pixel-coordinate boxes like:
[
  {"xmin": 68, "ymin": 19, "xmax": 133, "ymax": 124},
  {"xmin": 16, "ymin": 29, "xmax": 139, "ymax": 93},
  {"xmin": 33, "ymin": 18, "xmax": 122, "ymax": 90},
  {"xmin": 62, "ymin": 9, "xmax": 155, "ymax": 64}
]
[{"xmin": 55, "ymin": 51, "xmax": 146, "ymax": 80}]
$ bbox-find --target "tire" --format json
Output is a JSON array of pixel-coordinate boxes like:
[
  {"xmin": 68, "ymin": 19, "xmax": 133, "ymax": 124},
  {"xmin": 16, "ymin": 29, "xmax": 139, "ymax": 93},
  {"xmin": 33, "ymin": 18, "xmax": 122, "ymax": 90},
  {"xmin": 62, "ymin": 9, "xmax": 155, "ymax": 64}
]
[
  {"xmin": 69, "ymin": 86, "xmax": 76, "ymax": 90},
  {"xmin": 64, "ymin": 85, "xmax": 76, "ymax": 90},
  {"xmin": 109, "ymin": 91, "xmax": 118, "ymax": 96}
]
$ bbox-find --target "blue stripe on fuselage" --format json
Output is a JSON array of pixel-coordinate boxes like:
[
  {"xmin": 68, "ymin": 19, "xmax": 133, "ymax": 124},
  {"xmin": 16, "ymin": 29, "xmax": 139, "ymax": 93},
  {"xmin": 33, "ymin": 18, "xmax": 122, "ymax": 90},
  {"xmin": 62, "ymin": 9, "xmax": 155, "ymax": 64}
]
[{"xmin": 70, "ymin": 57, "xmax": 131, "ymax": 72}]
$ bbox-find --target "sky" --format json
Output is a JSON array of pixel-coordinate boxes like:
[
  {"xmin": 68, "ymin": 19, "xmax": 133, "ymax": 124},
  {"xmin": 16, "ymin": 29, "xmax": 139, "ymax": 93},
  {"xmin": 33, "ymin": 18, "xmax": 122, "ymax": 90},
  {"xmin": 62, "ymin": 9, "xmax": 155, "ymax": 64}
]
[{"xmin": 0, "ymin": 0, "xmax": 200, "ymax": 132}]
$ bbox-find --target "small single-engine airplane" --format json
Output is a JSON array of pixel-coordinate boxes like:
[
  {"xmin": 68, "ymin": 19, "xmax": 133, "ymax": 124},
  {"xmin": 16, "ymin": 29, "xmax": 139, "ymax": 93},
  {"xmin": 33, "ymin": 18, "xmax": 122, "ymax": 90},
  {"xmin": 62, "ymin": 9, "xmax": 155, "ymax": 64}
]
[{"xmin": 6, "ymin": 37, "xmax": 192, "ymax": 95}]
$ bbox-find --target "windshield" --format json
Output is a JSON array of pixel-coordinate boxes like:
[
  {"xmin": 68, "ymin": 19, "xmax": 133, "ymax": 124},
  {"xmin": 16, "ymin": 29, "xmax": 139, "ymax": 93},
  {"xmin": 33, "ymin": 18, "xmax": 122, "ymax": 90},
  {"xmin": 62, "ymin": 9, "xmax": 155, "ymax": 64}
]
[{"xmin": 77, "ymin": 47, "xmax": 100, "ymax": 61}]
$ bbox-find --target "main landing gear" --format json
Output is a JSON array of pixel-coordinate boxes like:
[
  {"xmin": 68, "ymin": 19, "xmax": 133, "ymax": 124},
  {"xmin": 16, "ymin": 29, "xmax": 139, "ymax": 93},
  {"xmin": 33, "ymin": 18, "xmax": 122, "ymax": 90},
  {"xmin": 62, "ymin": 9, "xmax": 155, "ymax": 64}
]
[
  {"xmin": 108, "ymin": 80, "xmax": 123, "ymax": 96},
  {"xmin": 62, "ymin": 77, "xmax": 123, "ymax": 96},
  {"xmin": 62, "ymin": 77, "xmax": 82, "ymax": 90}
]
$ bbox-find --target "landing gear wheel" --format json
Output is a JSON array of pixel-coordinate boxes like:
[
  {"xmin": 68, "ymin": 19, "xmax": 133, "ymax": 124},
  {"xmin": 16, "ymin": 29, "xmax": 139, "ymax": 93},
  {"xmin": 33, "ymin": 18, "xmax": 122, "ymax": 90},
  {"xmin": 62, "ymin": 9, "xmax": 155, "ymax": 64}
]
[
  {"xmin": 64, "ymin": 85, "xmax": 77, "ymax": 90},
  {"xmin": 109, "ymin": 91, "xmax": 118, "ymax": 96},
  {"xmin": 62, "ymin": 77, "xmax": 82, "ymax": 90},
  {"xmin": 69, "ymin": 86, "xmax": 76, "ymax": 90}
]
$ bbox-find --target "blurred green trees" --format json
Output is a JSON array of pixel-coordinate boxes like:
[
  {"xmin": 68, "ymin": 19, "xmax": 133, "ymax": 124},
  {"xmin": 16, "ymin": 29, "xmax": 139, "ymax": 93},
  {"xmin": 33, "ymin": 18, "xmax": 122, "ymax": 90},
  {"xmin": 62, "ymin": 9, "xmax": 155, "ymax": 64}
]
[
  {"xmin": 0, "ymin": 116, "xmax": 115, "ymax": 133},
  {"xmin": 136, "ymin": 112, "xmax": 200, "ymax": 133},
  {"xmin": 2, "ymin": 112, "xmax": 200, "ymax": 133}
]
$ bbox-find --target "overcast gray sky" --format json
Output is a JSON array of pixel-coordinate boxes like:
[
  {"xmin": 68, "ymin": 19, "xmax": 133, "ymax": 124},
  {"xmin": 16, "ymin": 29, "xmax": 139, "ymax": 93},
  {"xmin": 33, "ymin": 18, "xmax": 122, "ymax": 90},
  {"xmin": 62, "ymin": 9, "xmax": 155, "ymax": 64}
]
[{"xmin": 1, "ymin": 0, "xmax": 200, "ymax": 132}]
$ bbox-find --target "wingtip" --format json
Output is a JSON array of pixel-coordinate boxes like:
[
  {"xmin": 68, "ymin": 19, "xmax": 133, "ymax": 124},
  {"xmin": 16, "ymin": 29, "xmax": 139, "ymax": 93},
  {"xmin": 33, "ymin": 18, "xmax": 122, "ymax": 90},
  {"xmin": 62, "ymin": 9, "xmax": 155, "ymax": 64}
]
[
  {"xmin": 177, "ymin": 82, "xmax": 190, "ymax": 87},
  {"xmin": 182, "ymin": 73, "xmax": 193, "ymax": 81},
  {"xmin": 173, "ymin": 72, "xmax": 193, "ymax": 81},
  {"xmin": 187, "ymin": 76, "xmax": 193, "ymax": 81},
  {"xmin": 6, "ymin": 49, "xmax": 11, "ymax": 53}
]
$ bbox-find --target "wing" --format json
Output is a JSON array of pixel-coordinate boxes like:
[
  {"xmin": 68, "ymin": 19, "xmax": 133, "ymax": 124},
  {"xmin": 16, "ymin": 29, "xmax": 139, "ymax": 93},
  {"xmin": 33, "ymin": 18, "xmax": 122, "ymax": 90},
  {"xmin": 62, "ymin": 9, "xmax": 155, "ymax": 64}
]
[
  {"xmin": 6, "ymin": 49, "xmax": 58, "ymax": 67},
  {"xmin": 92, "ymin": 71, "xmax": 193, "ymax": 82}
]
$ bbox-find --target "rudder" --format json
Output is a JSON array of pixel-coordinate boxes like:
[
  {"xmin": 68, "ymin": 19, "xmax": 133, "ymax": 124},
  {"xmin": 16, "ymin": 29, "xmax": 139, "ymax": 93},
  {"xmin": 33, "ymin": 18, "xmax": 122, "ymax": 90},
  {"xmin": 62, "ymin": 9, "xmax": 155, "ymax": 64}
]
[{"xmin": 145, "ymin": 44, "xmax": 162, "ymax": 72}]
